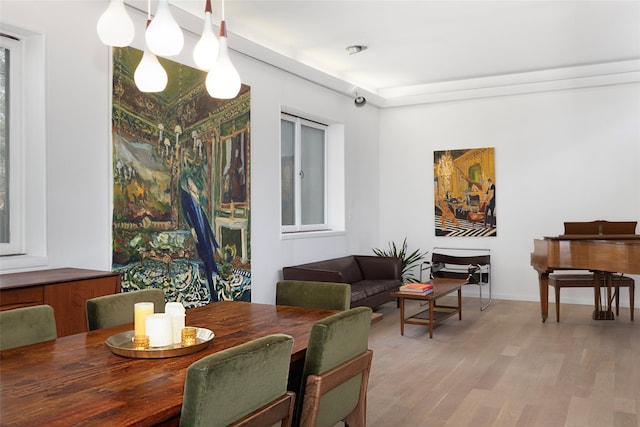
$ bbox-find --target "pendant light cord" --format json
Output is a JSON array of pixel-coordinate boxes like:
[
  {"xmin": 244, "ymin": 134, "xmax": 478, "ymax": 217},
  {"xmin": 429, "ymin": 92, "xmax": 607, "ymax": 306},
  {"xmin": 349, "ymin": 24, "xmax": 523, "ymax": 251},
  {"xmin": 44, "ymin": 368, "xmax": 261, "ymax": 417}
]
[
  {"xmin": 145, "ymin": 0, "xmax": 152, "ymax": 27},
  {"xmin": 219, "ymin": 0, "xmax": 227, "ymax": 37}
]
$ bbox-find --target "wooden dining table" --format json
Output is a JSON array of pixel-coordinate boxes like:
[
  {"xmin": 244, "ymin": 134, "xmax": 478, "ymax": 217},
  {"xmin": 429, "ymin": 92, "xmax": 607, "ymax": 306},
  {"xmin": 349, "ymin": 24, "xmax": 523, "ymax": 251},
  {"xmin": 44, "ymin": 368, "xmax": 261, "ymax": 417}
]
[{"xmin": 0, "ymin": 301, "xmax": 338, "ymax": 426}]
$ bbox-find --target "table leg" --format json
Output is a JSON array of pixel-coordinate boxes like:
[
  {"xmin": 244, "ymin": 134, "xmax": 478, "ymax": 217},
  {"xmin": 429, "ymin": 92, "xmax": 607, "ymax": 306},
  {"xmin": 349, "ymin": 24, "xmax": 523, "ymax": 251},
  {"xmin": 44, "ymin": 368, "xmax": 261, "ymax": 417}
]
[
  {"xmin": 429, "ymin": 299, "xmax": 434, "ymax": 339},
  {"xmin": 399, "ymin": 297, "xmax": 405, "ymax": 336},
  {"xmin": 458, "ymin": 288, "xmax": 462, "ymax": 320}
]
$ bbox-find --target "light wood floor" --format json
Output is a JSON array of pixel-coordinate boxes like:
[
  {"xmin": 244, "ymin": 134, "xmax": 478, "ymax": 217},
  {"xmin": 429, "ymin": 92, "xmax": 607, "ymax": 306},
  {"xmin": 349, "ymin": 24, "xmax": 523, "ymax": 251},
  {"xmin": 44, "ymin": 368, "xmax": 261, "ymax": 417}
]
[{"xmin": 365, "ymin": 297, "xmax": 639, "ymax": 427}]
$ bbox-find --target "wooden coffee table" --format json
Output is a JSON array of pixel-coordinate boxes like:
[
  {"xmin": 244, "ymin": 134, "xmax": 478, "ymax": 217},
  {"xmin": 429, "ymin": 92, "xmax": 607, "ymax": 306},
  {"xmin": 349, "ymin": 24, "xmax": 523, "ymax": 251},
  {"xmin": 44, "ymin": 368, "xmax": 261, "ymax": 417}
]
[{"xmin": 390, "ymin": 278, "xmax": 467, "ymax": 338}]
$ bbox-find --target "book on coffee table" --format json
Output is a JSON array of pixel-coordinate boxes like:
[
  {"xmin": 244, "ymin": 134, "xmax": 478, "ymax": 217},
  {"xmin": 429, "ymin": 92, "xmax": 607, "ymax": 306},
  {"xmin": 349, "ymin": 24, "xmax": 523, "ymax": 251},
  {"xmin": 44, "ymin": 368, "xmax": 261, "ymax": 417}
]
[{"xmin": 399, "ymin": 283, "xmax": 434, "ymax": 294}]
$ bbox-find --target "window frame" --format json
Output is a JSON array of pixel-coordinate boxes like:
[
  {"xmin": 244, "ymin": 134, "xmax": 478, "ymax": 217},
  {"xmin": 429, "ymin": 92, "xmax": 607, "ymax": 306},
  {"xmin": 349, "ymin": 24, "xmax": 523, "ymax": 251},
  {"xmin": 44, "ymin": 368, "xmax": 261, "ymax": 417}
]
[
  {"xmin": 0, "ymin": 25, "xmax": 47, "ymax": 270},
  {"xmin": 280, "ymin": 112, "xmax": 329, "ymax": 234},
  {"xmin": 0, "ymin": 35, "xmax": 25, "ymax": 256}
]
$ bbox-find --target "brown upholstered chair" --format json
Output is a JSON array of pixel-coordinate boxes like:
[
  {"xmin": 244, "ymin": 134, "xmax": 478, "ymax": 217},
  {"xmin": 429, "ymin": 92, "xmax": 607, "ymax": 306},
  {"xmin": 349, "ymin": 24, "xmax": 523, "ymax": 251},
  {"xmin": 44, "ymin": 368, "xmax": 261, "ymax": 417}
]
[{"xmin": 425, "ymin": 248, "xmax": 491, "ymax": 311}]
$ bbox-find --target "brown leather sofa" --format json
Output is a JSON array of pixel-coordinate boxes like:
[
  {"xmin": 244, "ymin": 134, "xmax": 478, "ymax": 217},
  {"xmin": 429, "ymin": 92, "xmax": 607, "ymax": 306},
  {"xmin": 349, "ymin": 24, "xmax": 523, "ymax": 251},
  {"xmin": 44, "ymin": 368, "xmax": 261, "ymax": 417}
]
[{"xmin": 282, "ymin": 255, "xmax": 402, "ymax": 309}]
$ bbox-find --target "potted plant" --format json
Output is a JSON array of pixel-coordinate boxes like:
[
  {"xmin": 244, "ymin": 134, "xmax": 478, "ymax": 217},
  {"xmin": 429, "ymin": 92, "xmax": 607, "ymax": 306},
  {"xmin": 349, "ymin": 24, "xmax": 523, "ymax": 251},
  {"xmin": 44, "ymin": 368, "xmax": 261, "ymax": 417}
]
[{"xmin": 373, "ymin": 238, "xmax": 428, "ymax": 283}]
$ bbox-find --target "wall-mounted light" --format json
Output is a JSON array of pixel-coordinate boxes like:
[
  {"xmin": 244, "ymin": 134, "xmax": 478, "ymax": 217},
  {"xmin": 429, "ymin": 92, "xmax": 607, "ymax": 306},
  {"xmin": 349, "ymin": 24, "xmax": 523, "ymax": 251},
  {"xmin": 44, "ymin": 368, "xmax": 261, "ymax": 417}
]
[
  {"xmin": 205, "ymin": 0, "xmax": 241, "ymax": 99},
  {"xmin": 145, "ymin": 0, "xmax": 184, "ymax": 57},
  {"xmin": 96, "ymin": 0, "xmax": 135, "ymax": 46},
  {"xmin": 193, "ymin": 0, "xmax": 219, "ymax": 71},
  {"xmin": 348, "ymin": 85, "xmax": 366, "ymax": 107}
]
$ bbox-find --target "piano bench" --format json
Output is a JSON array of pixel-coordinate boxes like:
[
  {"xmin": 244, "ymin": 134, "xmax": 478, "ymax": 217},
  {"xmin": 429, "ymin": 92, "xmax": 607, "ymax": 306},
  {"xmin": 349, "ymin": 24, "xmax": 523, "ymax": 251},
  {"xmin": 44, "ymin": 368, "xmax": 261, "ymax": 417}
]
[{"xmin": 548, "ymin": 273, "xmax": 635, "ymax": 322}]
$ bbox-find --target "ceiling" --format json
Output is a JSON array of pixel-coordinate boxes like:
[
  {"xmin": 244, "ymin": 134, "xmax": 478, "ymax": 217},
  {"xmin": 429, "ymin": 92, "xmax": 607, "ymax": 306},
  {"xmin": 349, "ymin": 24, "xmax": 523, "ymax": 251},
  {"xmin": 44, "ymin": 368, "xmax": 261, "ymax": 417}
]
[{"xmin": 167, "ymin": 1, "xmax": 640, "ymax": 106}]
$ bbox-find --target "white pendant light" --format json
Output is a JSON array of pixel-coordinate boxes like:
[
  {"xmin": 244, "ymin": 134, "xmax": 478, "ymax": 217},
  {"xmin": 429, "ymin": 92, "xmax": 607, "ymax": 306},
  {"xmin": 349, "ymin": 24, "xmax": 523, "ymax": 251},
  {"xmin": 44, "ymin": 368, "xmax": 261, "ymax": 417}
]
[
  {"xmin": 193, "ymin": 0, "xmax": 219, "ymax": 71},
  {"xmin": 205, "ymin": 1, "xmax": 241, "ymax": 99},
  {"xmin": 135, "ymin": 21, "xmax": 168, "ymax": 93},
  {"xmin": 145, "ymin": 0, "xmax": 184, "ymax": 57},
  {"xmin": 96, "ymin": 0, "xmax": 135, "ymax": 47}
]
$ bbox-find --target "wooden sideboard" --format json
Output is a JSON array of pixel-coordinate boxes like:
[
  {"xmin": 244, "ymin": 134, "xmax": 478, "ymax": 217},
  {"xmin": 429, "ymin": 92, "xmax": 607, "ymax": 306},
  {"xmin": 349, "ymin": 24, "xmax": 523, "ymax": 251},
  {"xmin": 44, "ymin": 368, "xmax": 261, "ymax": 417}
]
[{"xmin": 0, "ymin": 268, "xmax": 121, "ymax": 337}]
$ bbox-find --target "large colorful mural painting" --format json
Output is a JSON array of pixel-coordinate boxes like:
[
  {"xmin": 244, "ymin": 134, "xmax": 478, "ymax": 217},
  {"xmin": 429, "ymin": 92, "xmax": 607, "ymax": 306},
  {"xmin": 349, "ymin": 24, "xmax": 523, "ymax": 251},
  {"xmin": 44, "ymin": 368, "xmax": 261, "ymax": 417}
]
[
  {"xmin": 111, "ymin": 47, "xmax": 251, "ymax": 307},
  {"xmin": 434, "ymin": 148, "xmax": 496, "ymax": 237}
]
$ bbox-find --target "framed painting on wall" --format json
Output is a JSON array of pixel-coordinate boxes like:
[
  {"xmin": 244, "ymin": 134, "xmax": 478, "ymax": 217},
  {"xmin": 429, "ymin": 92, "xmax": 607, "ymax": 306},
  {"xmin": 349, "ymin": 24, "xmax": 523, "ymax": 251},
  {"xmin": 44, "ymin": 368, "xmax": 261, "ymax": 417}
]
[
  {"xmin": 111, "ymin": 46, "xmax": 251, "ymax": 307},
  {"xmin": 434, "ymin": 148, "xmax": 496, "ymax": 237}
]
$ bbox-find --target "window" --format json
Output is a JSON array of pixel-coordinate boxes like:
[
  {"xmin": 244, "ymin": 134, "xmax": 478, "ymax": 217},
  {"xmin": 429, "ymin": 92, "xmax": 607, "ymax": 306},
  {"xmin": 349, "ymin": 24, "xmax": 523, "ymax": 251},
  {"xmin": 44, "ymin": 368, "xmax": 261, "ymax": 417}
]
[
  {"xmin": 0, "ymin": 34, "xmax": 23, "ymax": 256},
  {"xmin": 0, "ymin": 26, "xmax": 47, "ymax": 269},
  {"xmin": 281, "ymin": 113, "xmax": 328, "ymax": 233}
]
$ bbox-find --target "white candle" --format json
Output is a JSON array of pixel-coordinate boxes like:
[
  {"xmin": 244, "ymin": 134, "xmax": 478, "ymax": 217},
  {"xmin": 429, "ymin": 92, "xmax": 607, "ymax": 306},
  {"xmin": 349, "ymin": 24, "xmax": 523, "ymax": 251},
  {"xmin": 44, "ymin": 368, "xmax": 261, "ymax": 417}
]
[
  {"xmin": 165, "ymin": 302, "xmax": 186, "ymax": 344},
  {"xmin": 145, "ymin": 313, "xmax": 173, "ymax": 347},
  {"xmin": 134, "ymin": 302, "xmax": 154, "ymax": 337}
]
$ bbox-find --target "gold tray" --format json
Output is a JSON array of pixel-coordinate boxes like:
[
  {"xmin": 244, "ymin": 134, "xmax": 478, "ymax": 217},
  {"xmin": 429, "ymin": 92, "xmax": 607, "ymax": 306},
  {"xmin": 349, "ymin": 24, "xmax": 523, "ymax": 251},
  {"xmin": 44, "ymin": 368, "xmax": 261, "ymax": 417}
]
[{"xmin": 106, "ymin": 328, "xmax": 214, "ymax": 359}]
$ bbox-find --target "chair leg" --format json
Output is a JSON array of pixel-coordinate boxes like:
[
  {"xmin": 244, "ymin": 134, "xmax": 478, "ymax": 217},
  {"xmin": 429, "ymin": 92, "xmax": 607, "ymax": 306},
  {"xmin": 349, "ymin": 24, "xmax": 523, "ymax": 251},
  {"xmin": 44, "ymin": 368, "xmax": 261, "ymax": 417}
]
[
  {"xmin": 554, "ymin": 286, "xmax": 561, "ymax": 322},
  {"xmin": 343, "ymin": 352, "xmax": 372, "ymax": 427},
  {"xmin": 344, "ymin": 402, "xmax": 366, "ymax": 427},
  {"xmin": 630, "ymin": 284, "xmax": 635, "ymax": 322},
  {"xmin": 615, "ymin": 286, "xmax": 620, "ymax": 316}
]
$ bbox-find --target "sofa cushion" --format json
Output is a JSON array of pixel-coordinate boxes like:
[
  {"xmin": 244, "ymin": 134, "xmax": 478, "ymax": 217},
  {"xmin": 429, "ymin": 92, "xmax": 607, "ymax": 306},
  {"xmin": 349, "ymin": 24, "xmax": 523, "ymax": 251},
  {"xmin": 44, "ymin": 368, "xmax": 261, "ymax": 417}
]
[
  {"xmin": 355, "ymin": 256, "xmax": 401, "ymax": 280},
  {"xmin": 305, "ymin": 256, "xmax": 363, "ymax": 284},
  {"xmin": 349, "ymin": 284, "xmax": 368, "ymax": 303},
  {"xmin": 351, "ymin": 280, "xmax": 400, "ymax": 301}
]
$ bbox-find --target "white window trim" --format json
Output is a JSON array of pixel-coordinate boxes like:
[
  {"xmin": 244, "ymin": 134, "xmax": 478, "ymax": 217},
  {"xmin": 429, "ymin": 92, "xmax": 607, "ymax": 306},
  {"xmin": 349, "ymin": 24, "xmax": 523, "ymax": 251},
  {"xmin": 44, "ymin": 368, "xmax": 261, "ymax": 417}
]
[
  {"xmin": 281, "ymin": 113, "xmax": 328, "ymax": 233},
  {"xmin": 1, "ymin": 36, "xmax": 24, "ymax": 256},
  {"xmin": 280, "ymin": 109, "xmax": 345, "ymax": 238},
  {"xmin": 0, "ymin": 25, "xmax": 47, "ymax": 271}
]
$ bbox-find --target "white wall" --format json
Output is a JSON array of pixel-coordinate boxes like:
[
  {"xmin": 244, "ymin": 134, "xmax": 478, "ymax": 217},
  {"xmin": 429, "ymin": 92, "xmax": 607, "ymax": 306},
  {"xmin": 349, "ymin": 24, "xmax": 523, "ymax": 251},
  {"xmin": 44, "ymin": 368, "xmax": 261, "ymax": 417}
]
[
  {"xmin": 379, "ymin": 84, "xmax": 640, "ymax": 308},
  {"xmin": 0, "ymin": 1, "xmax": 381, "ymax": 304},
  {"xmin": 3, "ymin": 1, "xmax": 638, "ymax": 309}
]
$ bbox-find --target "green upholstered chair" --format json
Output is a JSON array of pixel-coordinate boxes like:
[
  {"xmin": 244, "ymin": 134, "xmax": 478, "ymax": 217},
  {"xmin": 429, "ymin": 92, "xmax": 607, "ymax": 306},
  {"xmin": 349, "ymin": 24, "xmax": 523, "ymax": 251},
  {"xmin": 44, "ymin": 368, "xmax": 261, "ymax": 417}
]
[
  {"xmin": 276, "ymin": 280, "xmax": 351, "ymax": 311},
  {"xmin": 180, "ymin": 334, "xmax": 295, "ymax": 427},
  {"xmin": 86, "ymin": 288, "xmax": 166, "ymax": 331},
  {"xmin": 297, "ymin": 306, "xmax": 373, "ymax": 427},
  {"xmin": 0, "ymin": 305, "xmax": 57, "ymax": 351}
]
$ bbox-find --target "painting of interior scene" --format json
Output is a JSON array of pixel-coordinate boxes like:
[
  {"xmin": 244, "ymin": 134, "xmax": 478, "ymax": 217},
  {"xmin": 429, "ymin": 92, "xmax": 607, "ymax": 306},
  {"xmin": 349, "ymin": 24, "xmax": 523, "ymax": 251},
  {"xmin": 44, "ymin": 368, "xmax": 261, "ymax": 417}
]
[
  {"xmin": 434, "ymin": 148, "xmax": 496, "ymax": 237},
  {"xmin": 111, "ymin": 47, "xmax": 251, "ymax": 307}
]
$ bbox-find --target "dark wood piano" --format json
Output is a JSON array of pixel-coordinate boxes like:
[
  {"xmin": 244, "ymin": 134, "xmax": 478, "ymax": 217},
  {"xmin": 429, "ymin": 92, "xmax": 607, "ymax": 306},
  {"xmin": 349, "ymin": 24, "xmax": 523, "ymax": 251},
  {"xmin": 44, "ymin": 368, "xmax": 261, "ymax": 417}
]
[{"xmin": 531, "ymin": 220, "xmax": 640, "ymax": 322}]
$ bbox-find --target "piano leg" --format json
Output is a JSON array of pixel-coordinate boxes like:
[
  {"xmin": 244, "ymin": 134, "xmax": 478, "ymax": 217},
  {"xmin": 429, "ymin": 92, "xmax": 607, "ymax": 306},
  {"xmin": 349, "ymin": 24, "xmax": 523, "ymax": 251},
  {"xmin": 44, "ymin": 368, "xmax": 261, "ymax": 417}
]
[
  {"xmin": 538, "ymin": 272, "xmax": 549, "ymax": 323},
  {"xmin": 592, "ymin": 271, "xmax": 615, "ymax": 320}
]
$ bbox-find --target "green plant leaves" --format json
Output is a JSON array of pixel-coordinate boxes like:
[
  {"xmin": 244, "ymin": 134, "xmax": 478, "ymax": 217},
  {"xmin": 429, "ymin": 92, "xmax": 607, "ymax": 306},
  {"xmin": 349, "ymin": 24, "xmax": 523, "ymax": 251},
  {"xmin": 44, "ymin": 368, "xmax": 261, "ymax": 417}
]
[{"xmin": 373, "ymin": 237, "xmax": 428, "ymax": 283}]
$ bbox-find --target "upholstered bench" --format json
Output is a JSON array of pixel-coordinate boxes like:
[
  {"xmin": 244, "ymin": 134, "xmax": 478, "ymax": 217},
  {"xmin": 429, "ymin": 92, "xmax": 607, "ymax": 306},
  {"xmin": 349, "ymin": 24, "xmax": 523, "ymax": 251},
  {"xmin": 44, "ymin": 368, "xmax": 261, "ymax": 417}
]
[{"xmin": 548, "ymin": 273, "xmax": 635, "ymax": 322}]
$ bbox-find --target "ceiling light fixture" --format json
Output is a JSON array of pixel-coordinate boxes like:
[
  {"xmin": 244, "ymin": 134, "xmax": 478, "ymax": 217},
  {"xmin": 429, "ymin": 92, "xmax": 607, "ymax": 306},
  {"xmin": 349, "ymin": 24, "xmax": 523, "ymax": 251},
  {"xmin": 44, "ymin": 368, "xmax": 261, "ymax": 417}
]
[
  {"xmin": 345, "ymin": 45, "xmax": 367, "ymax": 55},
  {"xmin": 96, "ymin": 0, "xmax": 135, "ymax": 47},
  {"xmin": 205, "ymin": 0, "xmax": 241, "ymax": 99},
  {"xmin": 193, "ymin": 0, "xmax": 219, "ymax": 71},
  {"xmin": 134, "ymin": 39, "xmax": 169, "ymax": 92},
  {"xmin": 145, "ymin": 0, "xmax": 184, "ymax": 57},
  {"xmin": 134, "ymin": 4, "xmax": 168, "ymax": 93}
]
